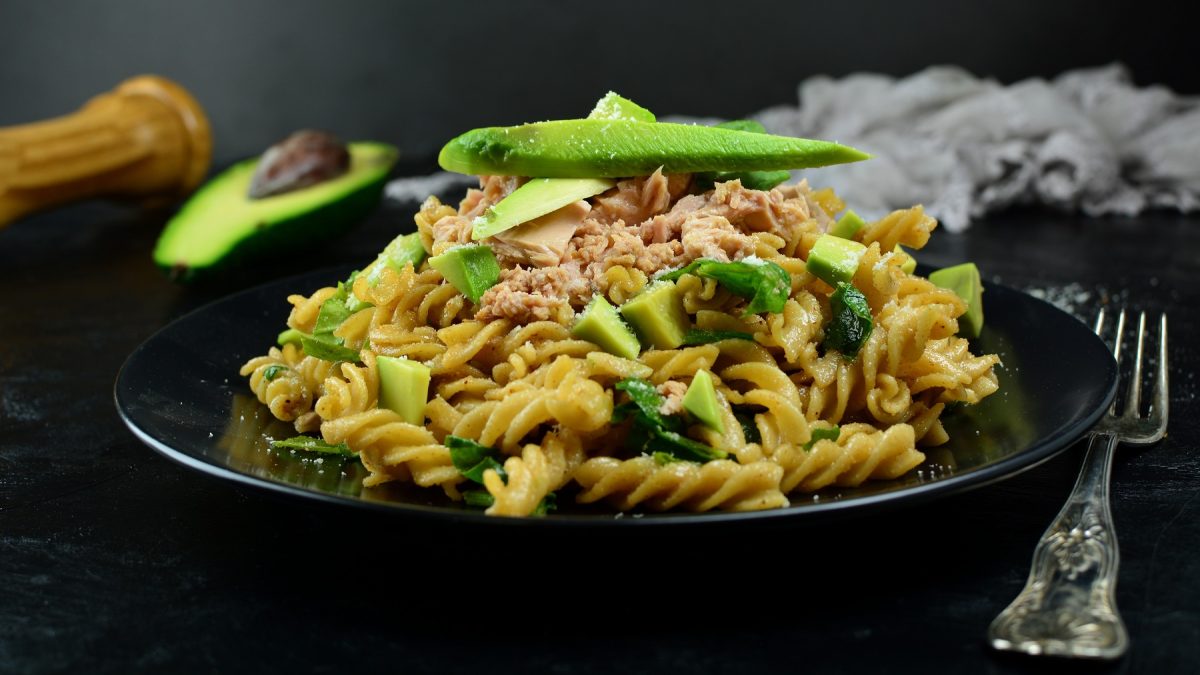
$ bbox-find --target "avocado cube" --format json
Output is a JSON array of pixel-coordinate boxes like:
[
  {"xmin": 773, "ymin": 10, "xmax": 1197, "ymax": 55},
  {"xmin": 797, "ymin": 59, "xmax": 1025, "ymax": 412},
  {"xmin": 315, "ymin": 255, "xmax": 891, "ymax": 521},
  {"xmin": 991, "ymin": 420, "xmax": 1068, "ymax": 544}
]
[
  {"xmin": 573, "ymin": 296, "xmax": 642, "ymax": 360},
  {"xmin": 928, "ymin": 262, "xmax": 984, "ymax": 339},
  {"xmin": 807, "ymin": 234, "xmax": 866, "ymax": 287},
  {"xmin": 376, "ymin": 356, "xmax": 431, "ymax": 426},
  {"xmin": 428, "ymin": 244, "xmax": 501, "ymax": 304},
  {"xmin": 895, "ymin": 245, "xmax": 917, "ymax": 274},
  {"xmin": 619, "ymin": 281, "xmax": 691, "ymax": 349},
  {"xmin": 829, "ymin": 209, "xmax": 866, "ymax": 239},
  {"xmin": 682, "ymin": 369, "xmax": 724, "ymax": 433}
]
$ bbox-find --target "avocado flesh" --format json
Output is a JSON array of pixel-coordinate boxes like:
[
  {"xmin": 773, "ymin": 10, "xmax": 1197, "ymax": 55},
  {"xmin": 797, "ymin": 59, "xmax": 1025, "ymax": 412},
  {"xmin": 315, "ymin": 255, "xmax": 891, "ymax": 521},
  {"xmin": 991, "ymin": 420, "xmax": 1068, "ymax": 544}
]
[
  {"xmin": 588, "ymin": 92, "xmax": 656, "ymax": 122},
  {"xmin": 620, "ymin": 281, "xmax": 691, "ymax": 350},
  {"xmin": 573, "ymin": 295, "xmax": 641, "ymax": 360},
  {"xmin": 806, "ymin": 234, "xmax": 867, "ymax": 287},
  {"xmin": 376, "ymin": 355, "xmax": 431, "ymax": 426},
  {"xmin": 682, "ymin": 369, "xmax": 724, "ymax": 433},
  {"xmin": 438, "ymin": 120, "xmax": 870, "ymax": 178},
  {"xmin": 472, "ymin": 178, "xmax": 613, "ymax": 240},
  {"xmin": 428, "ymin": 244, "xmax": 501, "ymax": 304},
  {"xmin": 830, "ymin": 209, "xmax": 866, "ymax": 239},
  {"xmin": 154, "ymin": 142, "xmax": 397, "ymax": 281},
  {"xmin": 928, "ymin": 263, "xmax": 984, "ymax": 339}
]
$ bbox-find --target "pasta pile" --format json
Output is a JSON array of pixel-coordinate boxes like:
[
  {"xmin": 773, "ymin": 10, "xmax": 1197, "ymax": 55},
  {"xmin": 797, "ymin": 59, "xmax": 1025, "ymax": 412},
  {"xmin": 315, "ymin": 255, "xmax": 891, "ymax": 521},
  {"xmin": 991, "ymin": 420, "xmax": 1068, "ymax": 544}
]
[{"xmin": 241, "ymin": 175, "xmax": 1000, "ymax": 516}]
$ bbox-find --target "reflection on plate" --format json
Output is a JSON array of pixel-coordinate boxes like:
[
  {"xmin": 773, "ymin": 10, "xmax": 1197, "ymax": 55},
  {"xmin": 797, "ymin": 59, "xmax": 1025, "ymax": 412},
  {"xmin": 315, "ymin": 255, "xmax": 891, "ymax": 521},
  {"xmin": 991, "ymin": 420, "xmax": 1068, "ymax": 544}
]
[{"xmin": 116, "ymin": 266, "xmax": 1116, "ymax": 526}]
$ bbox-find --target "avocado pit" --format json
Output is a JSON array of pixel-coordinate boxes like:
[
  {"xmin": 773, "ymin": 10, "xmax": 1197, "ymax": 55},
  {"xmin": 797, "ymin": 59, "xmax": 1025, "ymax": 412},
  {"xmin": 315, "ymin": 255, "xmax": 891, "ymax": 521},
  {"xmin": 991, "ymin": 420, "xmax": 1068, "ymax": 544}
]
[{"xmin": 248, "ymin": 130, "xmax": 350, "ymax": 199}]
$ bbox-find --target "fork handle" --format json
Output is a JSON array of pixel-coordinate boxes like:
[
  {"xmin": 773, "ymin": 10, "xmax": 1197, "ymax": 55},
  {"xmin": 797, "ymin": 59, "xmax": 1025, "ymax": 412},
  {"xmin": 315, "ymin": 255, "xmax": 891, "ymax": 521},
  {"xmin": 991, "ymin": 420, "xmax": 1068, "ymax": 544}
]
[{"xmin": 988, "ymin": 432, "xmax": 1128, "ymax": 659}]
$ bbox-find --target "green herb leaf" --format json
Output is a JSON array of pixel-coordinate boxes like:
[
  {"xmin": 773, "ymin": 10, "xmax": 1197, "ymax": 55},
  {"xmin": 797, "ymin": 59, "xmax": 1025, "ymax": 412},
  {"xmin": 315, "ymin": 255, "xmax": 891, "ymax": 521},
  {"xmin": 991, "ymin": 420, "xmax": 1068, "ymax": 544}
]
[
  {"xmin": 681, "ymin": 328, "xmax": 755, "ymax": 345},
  {"xmin": 532, "ymin": 492, "xmax": 558, "ymax": 516},
  {"xmin": 271, "ymin": 435, "xmax": 355, "ymax": 457},
  {"xmin": 262, "ymin": 364, "xmax": 288, "ymax": 381},
  {"xmin": 652, "ymin": 451, "xmax": 685, "ymax": 466},
  {"xmin": 463, "ymin": 489, "xmax": 495, "ymax": 508},
  {"xmin": 313, "ymin": 282, "xmax": 355, "ymax": 335},
  {"xmin": 647, "ymin": 427, "xmax": 728, "ymax": 463},
  {"xmin": 659, "ymin": 258, "xmax": 790, "ymax": 315},
  {"xmin": 823, "ymin": 282, "xmax": 874, "ymax": 360},
  {"xmin": 803, "ymin": 425, "xmax": 841, "ymax": 451},
  {"xmin": 300, "ymin": 335, "xmax": 362, "ymax": 363},
  {"xmin": 732, "ymin": 408, "xmax": 762, "ymax": 444},
  {"xmin": 446, "ymin": 435, "xmax": 507, "ymax": 484},
  {"xmin": 614, "ymin": 378, "xmax": 678, "ymax": 431},
  {"xmin": 277, "ymin": 328, "xmax": 305, "ymax": 346}
]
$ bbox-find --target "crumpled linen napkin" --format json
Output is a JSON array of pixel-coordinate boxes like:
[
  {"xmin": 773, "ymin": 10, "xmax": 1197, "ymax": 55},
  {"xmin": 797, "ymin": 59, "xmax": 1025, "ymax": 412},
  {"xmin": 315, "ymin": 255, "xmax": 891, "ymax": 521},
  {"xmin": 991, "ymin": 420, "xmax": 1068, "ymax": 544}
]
[{"xmin": 386, "ymin": 64, "xmax": 1199, "ymax": 231}]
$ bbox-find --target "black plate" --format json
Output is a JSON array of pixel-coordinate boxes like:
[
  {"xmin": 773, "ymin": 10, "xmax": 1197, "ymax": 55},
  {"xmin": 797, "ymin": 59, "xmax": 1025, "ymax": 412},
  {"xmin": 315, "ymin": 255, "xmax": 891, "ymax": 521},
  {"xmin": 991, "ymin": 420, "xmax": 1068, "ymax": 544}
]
[{"xmin": 116, "ymin": 267, "xmax": 1117, "ymax": 526}]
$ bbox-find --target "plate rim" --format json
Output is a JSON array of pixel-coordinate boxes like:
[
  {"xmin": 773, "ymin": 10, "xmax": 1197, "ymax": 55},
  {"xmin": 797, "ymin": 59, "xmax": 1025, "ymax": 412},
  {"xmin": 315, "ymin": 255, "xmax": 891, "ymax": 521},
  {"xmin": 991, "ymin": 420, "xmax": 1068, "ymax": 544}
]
[{"xmin": 114, "ymin": 266, "xmax": 1118, "ymax": 527}]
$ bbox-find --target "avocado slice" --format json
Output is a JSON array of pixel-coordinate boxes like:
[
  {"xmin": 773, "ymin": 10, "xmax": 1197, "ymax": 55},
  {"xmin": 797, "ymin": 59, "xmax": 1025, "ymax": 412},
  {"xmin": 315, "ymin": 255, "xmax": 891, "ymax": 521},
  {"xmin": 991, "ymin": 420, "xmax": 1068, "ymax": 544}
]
[
  {"xmin": 573, "ymin": 295, "xmax": 642, "ymax": 360},
  {"xmin": 694, "ymin": 120, "xmax": 792, "ymax": 191},
  {"xmin": 588, "ymin": 92, "xmax": 656, "ymax": 122},
  {"xmin": 806, "ymin": 234, "xmax": 867, "ymax": 287},
  {"xmin": 427, "ymin": 244, "xmax": 501, "ymax": 304},
  {"xmin": 376, "ymin": 355, "xmax": 431, "ymax": 426},
  {"xmin": 363, "ymin": 232, "xmax": 428, "ymax": 285},
  {"xmin": 830, "ymin": 209, "xmax": 866, "ymax": 239},
  {"xmin": 471, "ymin": 178, "xmax": 614, "ymax": 240},
  {"xmin": 619, "ymin": 280, "xmax": 691, "ymax": 349},
  {"xmin": 928, "ymin": 262, "xmax": 984, "ymax": 339},
  {"xmin": 682, "ymin": 369, "xmax": 724, "ymax": 433},
  {"xmin": 470, "ymin": 92, "xmax": 653, "ymax": 241},
  {"xmin": 154, "ymin": 142, "xmax": 397, "ymax": 282},
  {"xmin": 438, "ymin": 120, "xmax": 870, "ymax": 178}
]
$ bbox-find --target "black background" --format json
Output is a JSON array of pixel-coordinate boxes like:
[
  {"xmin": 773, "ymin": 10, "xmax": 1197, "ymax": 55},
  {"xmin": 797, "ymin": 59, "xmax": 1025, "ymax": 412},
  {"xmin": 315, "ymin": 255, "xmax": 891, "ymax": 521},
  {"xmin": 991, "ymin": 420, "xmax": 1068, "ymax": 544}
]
[
  {"xmin": 2, "ymin": 2, "xmax": 1198, "ymax": 674},
  {"xmin": 2, "ymin": 0, "xmax": 1196, "ymax": 166}
]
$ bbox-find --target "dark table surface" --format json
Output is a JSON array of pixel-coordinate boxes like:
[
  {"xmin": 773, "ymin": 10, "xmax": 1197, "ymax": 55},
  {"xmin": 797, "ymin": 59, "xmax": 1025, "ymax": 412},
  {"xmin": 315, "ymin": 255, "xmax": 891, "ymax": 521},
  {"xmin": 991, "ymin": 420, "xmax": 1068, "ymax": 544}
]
[{"xmin": 1, "ymin": 177, "xmax": 1197, "ymax": 674}]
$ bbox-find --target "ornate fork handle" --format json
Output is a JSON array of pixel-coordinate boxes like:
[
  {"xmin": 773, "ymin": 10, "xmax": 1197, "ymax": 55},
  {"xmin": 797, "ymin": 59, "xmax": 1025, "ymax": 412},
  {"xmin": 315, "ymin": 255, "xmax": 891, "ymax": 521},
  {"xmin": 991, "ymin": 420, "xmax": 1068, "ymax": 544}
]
[{"xmin": 988, "ymin": 431, "xmax": 1128, "ymax": 659}]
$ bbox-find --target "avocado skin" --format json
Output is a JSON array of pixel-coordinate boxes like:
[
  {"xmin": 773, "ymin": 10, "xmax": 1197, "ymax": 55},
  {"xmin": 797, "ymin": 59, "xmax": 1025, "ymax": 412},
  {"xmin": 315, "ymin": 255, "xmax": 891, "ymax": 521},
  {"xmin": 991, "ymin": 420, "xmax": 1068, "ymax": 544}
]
[{"xmin": 154, "ymin": 143, "xmax": 397, "ymax": 283}]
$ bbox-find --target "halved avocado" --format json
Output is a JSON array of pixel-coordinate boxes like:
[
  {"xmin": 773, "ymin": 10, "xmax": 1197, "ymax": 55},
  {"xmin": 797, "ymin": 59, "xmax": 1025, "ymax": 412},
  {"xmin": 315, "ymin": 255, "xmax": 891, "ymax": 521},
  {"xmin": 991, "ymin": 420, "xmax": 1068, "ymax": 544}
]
[{"xmin": 154, "ymin": 142, "xmax": 397, "ymax": 281}]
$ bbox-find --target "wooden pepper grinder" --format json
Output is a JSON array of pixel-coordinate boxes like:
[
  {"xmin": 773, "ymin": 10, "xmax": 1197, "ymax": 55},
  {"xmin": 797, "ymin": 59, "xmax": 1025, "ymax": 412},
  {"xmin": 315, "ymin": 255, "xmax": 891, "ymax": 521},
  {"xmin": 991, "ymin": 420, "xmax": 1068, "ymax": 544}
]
[{"xmin": 0, "ymin": 75, "xmax": 212, "ymax": 228}]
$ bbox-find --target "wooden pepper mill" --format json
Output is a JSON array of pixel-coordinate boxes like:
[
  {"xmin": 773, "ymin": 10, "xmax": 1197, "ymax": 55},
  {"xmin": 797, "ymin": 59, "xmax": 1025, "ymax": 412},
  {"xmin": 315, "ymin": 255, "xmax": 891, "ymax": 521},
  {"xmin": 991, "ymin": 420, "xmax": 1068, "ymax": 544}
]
[{"xmin": 0, "ymin": 75, "xmax": 212, "ymax": 228}]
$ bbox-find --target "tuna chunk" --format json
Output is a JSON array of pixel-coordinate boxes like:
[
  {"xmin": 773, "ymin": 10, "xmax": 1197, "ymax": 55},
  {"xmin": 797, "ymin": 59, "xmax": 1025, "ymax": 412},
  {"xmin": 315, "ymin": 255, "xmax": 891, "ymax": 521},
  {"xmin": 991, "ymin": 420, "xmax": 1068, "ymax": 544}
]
[{"xmin": 489, "ymin": 200, "xmax": 590, "ymax": 268}]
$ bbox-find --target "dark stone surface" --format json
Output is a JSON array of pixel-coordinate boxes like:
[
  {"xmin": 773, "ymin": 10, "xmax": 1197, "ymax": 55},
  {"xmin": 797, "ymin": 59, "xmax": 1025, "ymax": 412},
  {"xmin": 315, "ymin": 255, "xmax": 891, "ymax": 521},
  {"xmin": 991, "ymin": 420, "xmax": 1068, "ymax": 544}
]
[{"xmin": 1, "ymin": 188, "xmax": 1197, "ymax": 673}]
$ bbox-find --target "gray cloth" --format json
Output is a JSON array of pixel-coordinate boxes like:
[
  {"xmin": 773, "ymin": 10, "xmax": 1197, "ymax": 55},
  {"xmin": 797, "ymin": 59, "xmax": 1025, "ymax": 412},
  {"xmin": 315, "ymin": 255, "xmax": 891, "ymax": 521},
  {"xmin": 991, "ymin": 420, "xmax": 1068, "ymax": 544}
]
[{"xmin": 386, "ymin": 64, "xmax": 1200, "ymax": 231}]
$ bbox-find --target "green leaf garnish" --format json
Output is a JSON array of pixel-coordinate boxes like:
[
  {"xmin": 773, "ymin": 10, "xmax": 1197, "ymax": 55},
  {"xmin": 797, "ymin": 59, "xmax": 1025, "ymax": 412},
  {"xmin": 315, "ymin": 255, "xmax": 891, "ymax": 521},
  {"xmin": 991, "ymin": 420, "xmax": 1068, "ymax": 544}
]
[
  {"xmin": 277, "ymin": 328, "xmax": 304, "ymax": 346},
  {"xmin": 647, "ymin": 427, "xmax": 728, "ymax": 463},
  {"xmin": 652, "ymin": 451, "xmax": 685, "ymax": 466},
  {"xmin": 681, "ymin": 328, "xmax": 755, "ymax": 345},
  {"xmin": 463, "ymin": 489, "xmax": 495, "ymax": 508},
  {"xmin": 732, "ymin": 407, "xmax": 762, "ymax": 444},
  {"xmin": 299, "ymin": 335, "xmax": 362, "ymax": 363},
  {"xmin": 659, "ymin": 258, "xmax": 790, "ymax": 315},
  {"xmin": 614, "ymin": 378, "xmax": 679, "ymax": 431},
  {"xmin": 823, "ymin": 282, "xmax": 874, "ymax": 360},
  {"xmin": 270, "ymin": 435, "xmax": 355, "ymax": 457},
  {"xmin": 803, "ymin": 426, "xmax": 841, "ymax": 451},
  {"xmin": 262, "ymin": 364, "xmax": 288, "ymax": 381},
  {"xmin": 446, "ymin": 435, "xmax": 507, "ymax": 484},
  {"xmin": 532, "ymin": 492, "xmax": 558, "ymax": 516}
]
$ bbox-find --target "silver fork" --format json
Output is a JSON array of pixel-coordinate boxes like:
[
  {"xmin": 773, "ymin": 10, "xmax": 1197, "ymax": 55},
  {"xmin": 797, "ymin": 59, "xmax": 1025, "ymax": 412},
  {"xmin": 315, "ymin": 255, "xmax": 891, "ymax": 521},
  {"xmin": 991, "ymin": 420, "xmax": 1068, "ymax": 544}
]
[{"xmin": 988, "ymin": 309, "xmax": 1169, "ymax": 659}]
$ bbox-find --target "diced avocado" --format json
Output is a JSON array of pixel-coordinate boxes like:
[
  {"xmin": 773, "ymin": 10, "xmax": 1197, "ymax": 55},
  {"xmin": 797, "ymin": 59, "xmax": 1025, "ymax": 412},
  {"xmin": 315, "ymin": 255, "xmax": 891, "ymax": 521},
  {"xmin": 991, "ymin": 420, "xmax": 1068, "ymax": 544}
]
[
  {"xmin": 619, "ymin": 281, "xmax": 691, "ymax": 349},
  {"xmin": 694, "ymin": 120, "xmax": 791, "ymax": 191},
  {"xmin": 588, "ymin": 92, "xmax": 656, "ymax": 122},
  {"xmin": 438, "ymin": 120, "xmax": 870, "ymax": 178},
  {"xmin": 364, "ymin": 232, "xmax": 428, "ymax": 285},
  {"xmin": 929, "ymin": 262, "xmax": 984, "ymax": 339},
  {"xmin": 895, "ymin": 245, "xmax": 917, "ymax": 274},
  {"xmin": 807, "ymin": 234, "xmax": 867, "ymax": 286},
  {"xmin": 573, "ymin": 295, "xmax": 642, "ymax": 360},
  {"xmin": 830, "ymin": 209, "xmax": 866, "ymax": 239},
  {"xmin": 471, "ymin": 178, "xmax": 613, "ymax": 240},
  {"xmin": 376, "ymin": 356, "xmax": 431, "ymax": 426},
  {"xmin": 682, "ymin": 370, "xmax": 724, "ymax": 433},
  {"xmin": 823, "ymin": 282, "xmax": 874, "ymax": 361},
  {"xmin": 427, "ymin": 244, "xmax": 501, "ymax": 304},
  {"xmin": 154, "ymin": 142, "xmax": 397, "ymax": 282}
]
